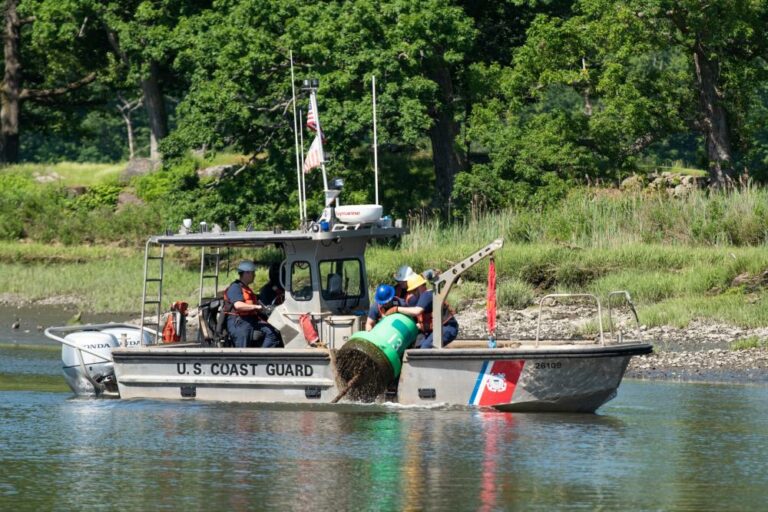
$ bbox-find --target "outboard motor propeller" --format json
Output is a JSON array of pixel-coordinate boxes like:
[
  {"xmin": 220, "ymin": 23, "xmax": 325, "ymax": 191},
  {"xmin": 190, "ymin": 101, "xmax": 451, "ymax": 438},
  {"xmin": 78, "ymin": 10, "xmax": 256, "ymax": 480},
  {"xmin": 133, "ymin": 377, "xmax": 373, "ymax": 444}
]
[{"xmin": 61, "ymin": 331, "xmax": 119, "ymax": 396}]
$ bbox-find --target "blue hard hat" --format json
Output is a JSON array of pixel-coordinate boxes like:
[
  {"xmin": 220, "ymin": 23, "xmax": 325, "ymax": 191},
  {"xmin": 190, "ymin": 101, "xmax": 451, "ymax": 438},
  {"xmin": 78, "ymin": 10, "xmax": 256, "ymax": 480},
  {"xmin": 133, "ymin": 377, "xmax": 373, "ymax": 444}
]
[
  {"xmin": 237, "ymin": 260, "xmax": 257, "ymax": 273},
  {"xmin": 375, "ymin": 284, "xmax": 395, "ymax": 304}
]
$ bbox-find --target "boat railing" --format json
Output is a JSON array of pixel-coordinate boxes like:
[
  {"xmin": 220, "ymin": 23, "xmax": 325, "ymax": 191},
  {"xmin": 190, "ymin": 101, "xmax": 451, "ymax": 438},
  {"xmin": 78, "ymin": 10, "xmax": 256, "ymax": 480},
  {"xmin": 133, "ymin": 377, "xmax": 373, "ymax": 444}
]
[
  {"xmin": 535, "ymin": 294, "xmax": 605, "ymax": 347},
  {"xmin": 44, "ymin": 323, "xmax": 157, "ymax": 360},
  {"xmin": 535, "ymin": 291, "xmax": 642, "ymax": 347},
  {"xmin": 607, "ymin": 290, "xmax": 643, "ymax": 344}
]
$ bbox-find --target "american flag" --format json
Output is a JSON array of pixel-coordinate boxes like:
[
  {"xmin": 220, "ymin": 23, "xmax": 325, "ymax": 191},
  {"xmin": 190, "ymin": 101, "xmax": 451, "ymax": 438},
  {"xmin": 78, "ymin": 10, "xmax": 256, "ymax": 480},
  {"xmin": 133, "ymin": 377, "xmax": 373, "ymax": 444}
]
[
  {"xmin": 306, "ymin": 100, "xmax": 317, "ymax": 132},
  {"xmin": 303, "ymin": 135, "xmax": 324, "ymax": 173}
]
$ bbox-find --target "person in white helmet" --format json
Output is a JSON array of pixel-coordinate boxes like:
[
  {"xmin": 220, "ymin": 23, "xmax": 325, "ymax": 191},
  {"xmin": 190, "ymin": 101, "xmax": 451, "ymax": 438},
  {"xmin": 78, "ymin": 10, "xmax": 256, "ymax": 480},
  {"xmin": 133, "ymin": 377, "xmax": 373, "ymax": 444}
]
[
  {"xmin": 393, "ymin": 265, "xmax": 416, "ymax": 301},
  {"xmin": 224, "ymin": 260, "xmax": 283, "ymax": 348}
]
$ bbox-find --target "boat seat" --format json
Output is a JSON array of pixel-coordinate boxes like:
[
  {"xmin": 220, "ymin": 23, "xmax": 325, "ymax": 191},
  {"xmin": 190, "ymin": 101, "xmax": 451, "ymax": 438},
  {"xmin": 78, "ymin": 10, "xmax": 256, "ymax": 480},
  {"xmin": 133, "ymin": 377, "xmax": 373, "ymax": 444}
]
[{"xmin": 198, "ymin": 299, "xmax": 233, "ymax": 347}]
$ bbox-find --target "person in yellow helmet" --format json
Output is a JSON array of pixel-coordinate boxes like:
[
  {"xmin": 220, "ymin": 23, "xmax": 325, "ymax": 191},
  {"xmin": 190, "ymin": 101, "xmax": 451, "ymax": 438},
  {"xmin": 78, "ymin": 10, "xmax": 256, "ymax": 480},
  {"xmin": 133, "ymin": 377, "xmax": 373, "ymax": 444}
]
[{"xmin": 387, "ymin": 273, "xmax": 458, "ymax": 349}]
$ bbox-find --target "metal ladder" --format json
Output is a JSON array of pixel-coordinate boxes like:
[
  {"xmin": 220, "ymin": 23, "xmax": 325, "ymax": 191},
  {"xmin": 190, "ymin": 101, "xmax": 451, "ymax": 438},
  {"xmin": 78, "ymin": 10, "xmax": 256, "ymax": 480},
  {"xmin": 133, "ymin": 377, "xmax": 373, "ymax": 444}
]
[
  {"xmin": 140, "ymin": 241, "xmax": 165, "ymax": 344},
  {"xmin": 199, "ymin": 247, "xmax": 222, "ymax": 304}
]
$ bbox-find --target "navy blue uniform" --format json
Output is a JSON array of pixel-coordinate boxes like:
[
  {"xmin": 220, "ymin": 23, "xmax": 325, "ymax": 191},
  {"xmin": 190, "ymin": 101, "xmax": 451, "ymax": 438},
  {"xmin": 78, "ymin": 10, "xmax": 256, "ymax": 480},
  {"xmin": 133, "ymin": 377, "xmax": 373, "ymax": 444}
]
[{"xmin": 226, "ymin": 281, "xmax": 282, "ymax": 348}]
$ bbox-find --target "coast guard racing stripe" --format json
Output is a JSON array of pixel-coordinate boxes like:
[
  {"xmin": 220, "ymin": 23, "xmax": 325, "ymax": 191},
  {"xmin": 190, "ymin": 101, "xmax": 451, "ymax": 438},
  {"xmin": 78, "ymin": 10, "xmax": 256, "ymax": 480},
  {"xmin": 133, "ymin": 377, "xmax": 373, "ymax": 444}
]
[{"xmin": 469, "ymin": 360, "xmax": 525, "ymax": 406}]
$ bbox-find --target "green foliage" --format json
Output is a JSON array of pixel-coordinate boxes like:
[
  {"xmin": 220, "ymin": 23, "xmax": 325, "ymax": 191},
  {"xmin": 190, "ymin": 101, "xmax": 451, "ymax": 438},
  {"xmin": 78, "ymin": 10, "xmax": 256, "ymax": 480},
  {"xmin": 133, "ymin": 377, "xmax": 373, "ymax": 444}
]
[
  {"xmin": 72, "ymin": 183, "xmax": 123, "ymax": 211},
  {"xmin": 133, "ymin": 159, "xmax": 199, "ymax": 202},
  {"xmin": 730, "ymin": 336, "xmax": 765, "ymax": 351}
]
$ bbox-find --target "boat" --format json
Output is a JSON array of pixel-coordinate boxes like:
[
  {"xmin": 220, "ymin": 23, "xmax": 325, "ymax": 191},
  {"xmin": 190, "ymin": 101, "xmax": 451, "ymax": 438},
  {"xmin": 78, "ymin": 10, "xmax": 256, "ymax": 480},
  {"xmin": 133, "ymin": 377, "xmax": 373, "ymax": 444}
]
[
  {"xmin": 45, "ymin": 225, "xmax": 651, "ymax": 412},
  {"xmin": 44, "ymin": 79, "xmax": 652, "ymax": 413}
]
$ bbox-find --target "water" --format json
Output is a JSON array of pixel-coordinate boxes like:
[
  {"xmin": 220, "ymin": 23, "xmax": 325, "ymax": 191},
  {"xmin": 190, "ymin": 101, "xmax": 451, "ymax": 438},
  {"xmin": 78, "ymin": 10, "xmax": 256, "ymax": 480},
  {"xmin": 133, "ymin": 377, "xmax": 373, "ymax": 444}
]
[
  {"xmin": 1, "ymin": 309, "xmax": 768, "ymax": 509},
  {"xmin": 1, "ymin": 369, "xmax": 767, "ymax": 509}
]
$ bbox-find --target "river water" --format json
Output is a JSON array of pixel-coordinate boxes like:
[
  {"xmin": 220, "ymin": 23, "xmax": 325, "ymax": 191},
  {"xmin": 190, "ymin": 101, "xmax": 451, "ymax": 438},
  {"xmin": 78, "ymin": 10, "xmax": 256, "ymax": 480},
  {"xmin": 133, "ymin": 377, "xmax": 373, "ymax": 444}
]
[{"xmin": 1, "ymin": 309, "xmax": 768, "ymax": 510}]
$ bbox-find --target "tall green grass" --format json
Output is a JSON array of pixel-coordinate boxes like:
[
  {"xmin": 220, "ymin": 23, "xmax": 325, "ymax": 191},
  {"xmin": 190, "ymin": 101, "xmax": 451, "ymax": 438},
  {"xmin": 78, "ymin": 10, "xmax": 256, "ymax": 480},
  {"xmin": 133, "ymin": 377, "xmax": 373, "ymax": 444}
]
[{"xmin": 406, "ymin": 186, "xmax": 768, "ymax": 248}]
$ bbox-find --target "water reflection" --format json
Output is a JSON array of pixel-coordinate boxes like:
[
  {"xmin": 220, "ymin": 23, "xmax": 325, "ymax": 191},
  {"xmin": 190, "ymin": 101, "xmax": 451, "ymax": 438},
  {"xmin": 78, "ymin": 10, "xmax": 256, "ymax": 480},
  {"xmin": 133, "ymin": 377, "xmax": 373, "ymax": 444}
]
[{"xmin": 1, "ymin": 382, "xmax": 768, "ymax": 510}]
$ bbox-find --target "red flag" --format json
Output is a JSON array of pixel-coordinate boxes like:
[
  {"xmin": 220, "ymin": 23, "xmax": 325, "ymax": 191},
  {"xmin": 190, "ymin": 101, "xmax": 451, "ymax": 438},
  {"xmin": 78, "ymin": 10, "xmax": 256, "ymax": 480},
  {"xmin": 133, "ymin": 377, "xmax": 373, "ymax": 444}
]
[
  {"xmin": 486, "ymin": 257, "xmax": 496, "ymax": 337},
  {"xmin": 303, "ymin": 134, "xmax": 323, "ymax": 173}
]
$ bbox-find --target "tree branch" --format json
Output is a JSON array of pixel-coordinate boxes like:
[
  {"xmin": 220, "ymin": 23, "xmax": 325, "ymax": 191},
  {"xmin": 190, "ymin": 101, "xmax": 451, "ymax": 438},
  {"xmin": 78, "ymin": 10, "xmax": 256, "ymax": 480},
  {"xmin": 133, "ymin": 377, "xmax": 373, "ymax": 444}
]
[
  {"xmin": 18, "ymin": 16, "xmax": 36, "ymax": 25},
  {"xmin": 20, "ymin": 72, "xmax": 97, "ymax": 100}
]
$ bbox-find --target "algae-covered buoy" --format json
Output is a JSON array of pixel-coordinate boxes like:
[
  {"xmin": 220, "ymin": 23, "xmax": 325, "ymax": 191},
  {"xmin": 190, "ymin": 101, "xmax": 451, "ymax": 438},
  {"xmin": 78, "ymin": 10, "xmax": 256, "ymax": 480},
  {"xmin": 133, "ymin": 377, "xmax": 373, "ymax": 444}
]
[{"xmin": 334, "ymin": 313, "xmax": 418, "ymax": 402}]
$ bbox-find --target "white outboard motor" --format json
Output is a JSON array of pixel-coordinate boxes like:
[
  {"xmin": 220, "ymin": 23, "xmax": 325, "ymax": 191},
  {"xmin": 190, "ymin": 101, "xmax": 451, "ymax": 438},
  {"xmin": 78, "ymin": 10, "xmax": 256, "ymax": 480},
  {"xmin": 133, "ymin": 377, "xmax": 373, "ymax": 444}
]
[
  {"xmin": 101, "ymin": 326, "xmax": 152, "ymax": 347},
  {"xmin": 62, "ymin": 331, "xmax": 119, "ymax": 396}
]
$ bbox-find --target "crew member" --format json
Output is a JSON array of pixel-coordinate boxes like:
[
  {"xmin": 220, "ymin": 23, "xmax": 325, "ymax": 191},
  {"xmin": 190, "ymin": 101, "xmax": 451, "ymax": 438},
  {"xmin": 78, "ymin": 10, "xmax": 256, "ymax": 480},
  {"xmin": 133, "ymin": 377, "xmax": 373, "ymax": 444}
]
[
  {"xmin": 389, "ymin": 274, "xmax": 458, "ymax": 348},
  {"xmin": 258, "ymin": 262, "xmax": 285, "ymax": 306},
  {"xmin": 365, "ymin": 284, "xmax": 403, "ymax": 331},
  {"xmin": 225, "ymin": 260, "xmax": 283, "ymax": 348},
  {"xmin": 393, "ymin": 265, "xmax": 416, "ymax": 301}
]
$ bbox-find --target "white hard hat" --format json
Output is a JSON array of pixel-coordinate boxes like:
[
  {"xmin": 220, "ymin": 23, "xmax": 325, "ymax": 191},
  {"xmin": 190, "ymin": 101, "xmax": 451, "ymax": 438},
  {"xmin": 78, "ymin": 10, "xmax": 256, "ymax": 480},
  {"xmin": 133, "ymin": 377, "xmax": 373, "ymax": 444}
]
[
  {"xmin": 237, "ymin": 260, "xmax": 257, "ymax": 273},
  {"xmin": 393, "ymin": 265, "xmax": 416, "ymax": 282}
]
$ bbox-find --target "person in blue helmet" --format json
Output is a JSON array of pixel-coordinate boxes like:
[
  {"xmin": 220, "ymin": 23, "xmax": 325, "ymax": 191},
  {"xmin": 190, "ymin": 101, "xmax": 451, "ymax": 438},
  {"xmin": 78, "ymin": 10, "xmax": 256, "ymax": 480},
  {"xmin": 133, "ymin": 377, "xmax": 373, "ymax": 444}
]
[
  {"xmin": 365, "ymin": 283, "xmax": 404, "ymax": 331},
  {"xmin": 224, "ymin": 260, "xmax": 283, "ymax": 348},
  {"xmin": 389, "ymin": 273, "xmax": 458, "ymax": 349}
]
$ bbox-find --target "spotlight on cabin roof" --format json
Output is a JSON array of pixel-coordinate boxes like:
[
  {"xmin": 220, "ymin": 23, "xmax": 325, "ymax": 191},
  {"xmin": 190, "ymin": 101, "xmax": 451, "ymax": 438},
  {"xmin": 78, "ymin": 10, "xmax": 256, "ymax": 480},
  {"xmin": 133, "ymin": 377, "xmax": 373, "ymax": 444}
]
[{"xmin": 330, "ymin": 177, "xmax": 345, "ymax": 190}]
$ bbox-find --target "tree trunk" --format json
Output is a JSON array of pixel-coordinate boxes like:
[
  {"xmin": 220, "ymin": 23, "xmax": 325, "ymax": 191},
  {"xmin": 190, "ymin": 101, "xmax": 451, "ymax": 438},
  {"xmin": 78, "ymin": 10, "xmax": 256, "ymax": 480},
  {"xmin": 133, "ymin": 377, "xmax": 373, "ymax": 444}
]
[
  {"xmin": 693, "ymin": 43, "xmax": 734, "ymax": 187},
  {"xmin": 141, "ymin": 61, "xmax": 167, "ymax": 162},
  {"xmin": 427, "ymin": 60, "xmax": 465, "ymax": 210},
  {"xmin": 1, "ymin": 0, "xmax": 21, "ymax": 163}
]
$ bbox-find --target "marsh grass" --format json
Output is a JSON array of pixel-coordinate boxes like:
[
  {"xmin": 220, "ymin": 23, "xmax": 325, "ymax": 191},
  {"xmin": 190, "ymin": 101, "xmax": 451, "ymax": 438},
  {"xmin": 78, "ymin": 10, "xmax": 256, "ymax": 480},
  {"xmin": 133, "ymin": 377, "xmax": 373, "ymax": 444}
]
[
  {"xmin": 5, "ymin": 184, "xmax": 768, "ymax": 327},
  {"xmin": 0, "ymin": 373, "xmax": 69, "ymax": 392},
  {"xmin": 730, "ymin": 336, "xmax": 765, "ymax": 351}
]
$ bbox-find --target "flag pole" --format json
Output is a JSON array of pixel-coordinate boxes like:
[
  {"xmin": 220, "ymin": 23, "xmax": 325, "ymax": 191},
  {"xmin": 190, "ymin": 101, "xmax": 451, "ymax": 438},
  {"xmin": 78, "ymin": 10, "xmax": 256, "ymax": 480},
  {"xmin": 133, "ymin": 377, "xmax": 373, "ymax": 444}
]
[
  {"xmin": 372, "ymin": 75, "xmax": 379, "ymax": 206},
  {"xmin": 299, "ymin": 109, "xmax": 307, "ymax": 221},
  {"xmin": 289, "ymin": 51, "xmax": 304, "ymax": 224}
]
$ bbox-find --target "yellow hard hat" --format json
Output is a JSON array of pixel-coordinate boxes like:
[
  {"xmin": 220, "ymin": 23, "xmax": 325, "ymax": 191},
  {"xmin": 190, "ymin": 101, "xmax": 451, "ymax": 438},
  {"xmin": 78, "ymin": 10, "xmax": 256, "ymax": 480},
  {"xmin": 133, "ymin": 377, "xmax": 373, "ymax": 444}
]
[{"xmin": 406, "ymin": 274, "xmax": 427, "ymax": 292}]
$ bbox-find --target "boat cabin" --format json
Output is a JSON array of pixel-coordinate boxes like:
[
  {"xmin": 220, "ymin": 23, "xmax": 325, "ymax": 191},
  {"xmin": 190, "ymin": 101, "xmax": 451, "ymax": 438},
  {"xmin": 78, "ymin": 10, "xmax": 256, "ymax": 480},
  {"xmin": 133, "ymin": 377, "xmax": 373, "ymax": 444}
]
[{"xmin": 140, "ymin": 223, "xmax": 406, "ymax": 349}]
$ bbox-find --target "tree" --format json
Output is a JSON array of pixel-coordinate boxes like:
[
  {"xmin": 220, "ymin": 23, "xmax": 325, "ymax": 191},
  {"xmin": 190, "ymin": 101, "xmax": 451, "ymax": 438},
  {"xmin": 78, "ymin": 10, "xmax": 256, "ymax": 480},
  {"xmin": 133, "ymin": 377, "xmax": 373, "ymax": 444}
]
[
  {"xmin": 476, "ymin": 0, "xmax": 768, "ymax": 192},
  {"xmin": 97, "ymin": 1, "xmax": 211, "ymax": 163},
  {"xmin": 165, "ymin": 0, "xmax": 477, "ymax": 213},
  {"xmin": 1, "ymin": 0, "xmax": 101, "ymax": 163}
]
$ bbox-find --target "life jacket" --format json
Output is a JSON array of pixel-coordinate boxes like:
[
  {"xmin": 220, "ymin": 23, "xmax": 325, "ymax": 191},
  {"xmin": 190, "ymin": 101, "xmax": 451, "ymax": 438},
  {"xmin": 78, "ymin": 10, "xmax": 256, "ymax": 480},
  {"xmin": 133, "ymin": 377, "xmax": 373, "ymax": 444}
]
[
  {"xmin": 224, "ymin": 281, "xmax": 264, "ymax": 319},
  {"xmin": 415, "ymin": 293, "xmax": 454, "ymax": 334}
]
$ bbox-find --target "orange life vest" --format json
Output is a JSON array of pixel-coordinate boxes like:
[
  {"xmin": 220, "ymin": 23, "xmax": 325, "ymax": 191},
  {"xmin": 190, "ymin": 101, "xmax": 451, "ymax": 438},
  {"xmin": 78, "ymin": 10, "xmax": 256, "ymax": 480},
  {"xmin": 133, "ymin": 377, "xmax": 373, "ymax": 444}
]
[
  {"xmin": 224, "ymin": 281, "xmax": 263, "ymax": 318},
  {"xmin": 416, "ymin": 298, "xmax": 454, "ymax": 334}
]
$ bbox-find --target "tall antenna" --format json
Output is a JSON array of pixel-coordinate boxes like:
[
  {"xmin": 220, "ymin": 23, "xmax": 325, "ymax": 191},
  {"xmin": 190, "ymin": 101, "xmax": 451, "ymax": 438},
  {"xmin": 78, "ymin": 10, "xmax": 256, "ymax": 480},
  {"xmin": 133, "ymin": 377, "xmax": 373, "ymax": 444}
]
[
  {"xmin": 289, "ymin": 51, "xmax": 304, "ymax": 224},
  {"xmin": 372, "ymin": 75, "xmax": 379, "ymax": 206}
]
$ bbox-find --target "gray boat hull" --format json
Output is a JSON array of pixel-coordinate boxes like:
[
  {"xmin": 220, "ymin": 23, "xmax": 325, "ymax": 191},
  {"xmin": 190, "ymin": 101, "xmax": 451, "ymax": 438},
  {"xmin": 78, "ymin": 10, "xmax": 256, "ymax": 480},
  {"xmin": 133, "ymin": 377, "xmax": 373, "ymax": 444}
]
[
  {"xmin": 398, "ymin": 344, "xmax": 650, "ymax": 412},
  {"xmin": 113, "ymin": 347, "xmax": 340, "ymax": 402},
  {"xmin": 111, "ymin": 342, "xmax": 651, "ymax": 412}
]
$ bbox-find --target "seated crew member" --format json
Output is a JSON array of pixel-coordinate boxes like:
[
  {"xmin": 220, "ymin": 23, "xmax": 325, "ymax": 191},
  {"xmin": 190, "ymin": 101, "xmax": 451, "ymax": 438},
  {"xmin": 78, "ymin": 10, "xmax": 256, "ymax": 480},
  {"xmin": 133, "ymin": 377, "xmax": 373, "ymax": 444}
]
[
  {"xmin": 365, "ymin": 284, "xmax": 403, "ymax": 331},
  {"xmin": 225, "ymin": 260, "xmax": 283, "ymax": 348},
  {"xmin": 258, "ymin": 262, "xmax": 285, "ymax": 306},
  {"xmin": 393, "ymin": 265, "xmax": 416, "ymax": 301},
  {"xmin": 388, "ymin": 274, "xmax": 458, "ymax": 349}
]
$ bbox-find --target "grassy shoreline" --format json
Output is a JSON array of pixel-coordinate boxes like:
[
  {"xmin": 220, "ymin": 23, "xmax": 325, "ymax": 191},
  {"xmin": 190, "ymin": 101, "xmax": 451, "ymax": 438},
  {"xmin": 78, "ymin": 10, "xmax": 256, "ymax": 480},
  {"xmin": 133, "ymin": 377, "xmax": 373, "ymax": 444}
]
[{"xmin": 3, "ymin": 238, "xmax": 768, "ymax": 329}]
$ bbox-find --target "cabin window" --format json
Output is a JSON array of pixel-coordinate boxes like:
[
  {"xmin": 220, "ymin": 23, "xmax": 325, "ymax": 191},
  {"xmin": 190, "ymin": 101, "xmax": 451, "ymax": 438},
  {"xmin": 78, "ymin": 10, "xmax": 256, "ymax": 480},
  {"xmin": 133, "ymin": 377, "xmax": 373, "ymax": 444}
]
[
  {"xmin": 290, "ymin": 261, "xmax": 313, "ymax": 301},
  {"xmin": 319, "ymin": 259, "xmax": 363, "ymax": 300}
]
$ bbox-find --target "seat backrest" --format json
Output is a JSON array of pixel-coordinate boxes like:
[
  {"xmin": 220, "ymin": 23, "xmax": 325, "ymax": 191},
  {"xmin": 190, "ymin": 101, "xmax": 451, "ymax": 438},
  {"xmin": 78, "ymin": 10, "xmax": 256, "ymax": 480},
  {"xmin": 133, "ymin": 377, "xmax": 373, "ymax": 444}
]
[
  {"xmin": 198, "ymin": 299, "xmax": 227, "ymax": 345},
  {"xmin": 327, "ymin": 273, "xmax": 343, "ymax": 297}
]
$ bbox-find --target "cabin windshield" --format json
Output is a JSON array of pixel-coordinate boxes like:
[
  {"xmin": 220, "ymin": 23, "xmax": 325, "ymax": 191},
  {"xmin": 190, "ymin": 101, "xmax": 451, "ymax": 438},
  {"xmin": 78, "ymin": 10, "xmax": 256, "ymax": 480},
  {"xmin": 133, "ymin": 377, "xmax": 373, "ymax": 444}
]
[
  {"xmin": 290, "ymin": 260, "xmax": 313, "ymax": 301},
  {"xmin": 319, "ymin": 259, "xmax": 363, "ymax": 300}
]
